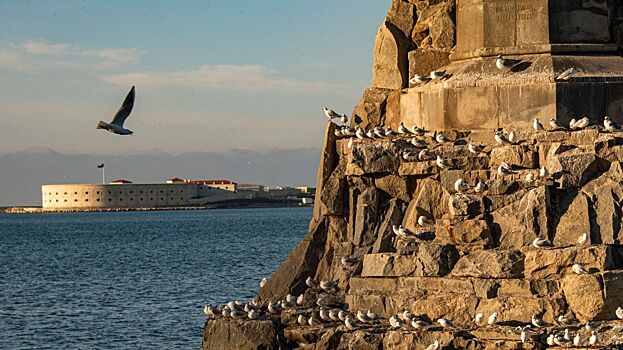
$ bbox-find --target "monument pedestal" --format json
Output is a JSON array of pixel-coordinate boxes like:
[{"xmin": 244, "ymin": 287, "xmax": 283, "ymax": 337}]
[{"xmin": 399, "ymin": 0, "xmax": 623, "ymax": 130}]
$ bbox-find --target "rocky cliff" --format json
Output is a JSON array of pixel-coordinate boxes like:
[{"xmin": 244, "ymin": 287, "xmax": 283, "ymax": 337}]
[{"xmin": 202, "ymin": 1, "xmax": 623, "ymax": 349}]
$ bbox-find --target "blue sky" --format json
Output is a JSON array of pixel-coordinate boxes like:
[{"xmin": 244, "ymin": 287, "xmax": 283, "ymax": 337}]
[{"xmin": 0, "ymin": 1, "xmax": 389, "ymax": 154}]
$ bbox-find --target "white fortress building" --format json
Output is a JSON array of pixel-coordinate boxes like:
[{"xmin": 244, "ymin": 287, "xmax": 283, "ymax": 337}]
[{"xmin": 41, "ymin": 178, "xmax": 239, "ymax": 210}]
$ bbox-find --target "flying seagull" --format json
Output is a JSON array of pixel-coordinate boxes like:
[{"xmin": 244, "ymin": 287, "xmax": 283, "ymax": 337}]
[{"xmin": 97, "ymin": 86, "xmax": 136, "ymax": 135}]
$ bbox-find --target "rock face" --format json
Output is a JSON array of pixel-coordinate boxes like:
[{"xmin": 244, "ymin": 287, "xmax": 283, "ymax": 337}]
[{"xmin": 203, "ymin": 0, "xmax": 623, "ymax": 349}]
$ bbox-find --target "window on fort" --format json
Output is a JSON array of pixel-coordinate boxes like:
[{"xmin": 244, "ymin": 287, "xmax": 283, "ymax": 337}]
[
  {"xmin": 109, "ymin": 199, "xmax": 112, "ymax": 201},
  {"xmin": 180, "ymin": 197, "xmax": 183, "ymax": 200},
  {"xmin": 56, "ymin": 199, "xmax": 58, "ymax": 202},
  {"xmin": 140, "ymin": 190, "xmax": 143, "ymax": 194},
  {"xmin": 64, "ymin": 192, "xmax": 67, "ymax": 195},
  {"xmin": 96, "ymin": 199, "xmax": 100, "ymax": 202},
  {"xmin": 150, "ymin": 190, "xmax": 153, "ymax": 194},
  {"xmin": 108, "ymin": 191, "xmax": 112, "ymax": 195},
  {"xmin": 129, "ymin": 198, "xmax": 133, "ymax": 201},
  {"xmin": 74, "ymin": 192, "xmax": 77, "ymax": 195},
  {"xmin": 160, "ymin": 197, "xmax": 164, "ymax": 200},
  {"xmin": 74, "ymin": 199, "xmax": 78, "ymax": 202},
  {"xmin": 119, "ymin": 191, "xmax": 122, "ymax": 194},
  {"xmin": 64, "ymin": 199, "xmax": 67, "ymax": 202},
  {"xmin": 85, "ymin": 192, "xmax": 89, "ymax": 195},
  {"xmin": 181, "ymin": 190, "xmax": 184, "ymax": 193},
  {"xmin": 129, "ymin": 191, "xmax": 133, "ymax": 194},
  {"xmin": 55, "ymin": 192, "xmax": 58, "ymax": 195},
  {"xmin": 150, "ymin": 197, "xmax": 154, "ymax": 200},
  {"xmin": 119, "ymin": 198, "xmax": 123, "ymax": 201},
  {"xmin": 85, "ymin": 199, "xmax": 89, "ymax": 202},
  {"xmin": 160, "ymin": 190, "xmax": 164, "ymax": 193},
  {"xmin": 170, "ymin": 197, "xmax": 173, "ymax": 200},
  {"xmin": 140, "ymin": 197, "xmax": 143, "ymax": 200}
]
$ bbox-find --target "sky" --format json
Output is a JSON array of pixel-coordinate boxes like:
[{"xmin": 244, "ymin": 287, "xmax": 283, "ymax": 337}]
[{"xmin": 0, "ymin": 0, "xmax": 389, "ymax": 154}]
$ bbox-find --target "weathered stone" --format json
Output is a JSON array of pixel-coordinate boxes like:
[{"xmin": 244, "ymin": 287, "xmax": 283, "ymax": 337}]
[
  {"xmin": 398, "ymin": 160, "xmax": 438, "ymax": 176},
  {"xmin": 582, "ymin": 176, "xmax": 623, "ymax": 245},
  {"xmin": 257, "ymin": 219, "xmax": 327, "ymax": 302},
  {"xmin": 436, "ymin": 218, "xmax": 493, "ymax": 245},
  {"xmin": 524, "ymin": 245, "xmax": 616, "ymax": 279},
  {"xmin": 448, "ymin": 193, "xmax": 483, "ymax": 217},
  {"xmin": 374, "ymin": 175, "xmax": 412, "ymax": 202},
  {"xmin": 491, "ymin": 187, "xmax": 550, "ymax": 249},
  {"xmin": 403, "ymin": 178, "xmax": 451, "ymax": 232},
  {"xmin": 408, "ymin": 49, "xmax": 451, "ymax": 78},
  {"xmin": 476, "ymin": 295, "xmax": 566, "ymax": 325},
  {"xmin": 352, "ymin": 187, "xmax": 380, "ymax": 247},
  {"xmin": 410, "ymin": 293, "xmax": 478, "ymax": 325},
  {"xmin": 351, "ymin": 88, "xmax": 391, "ymax": 130},
  {"xmin": 372, "ymin": 198, "xmax": 404, "ymax": 254},
  {"xmin": 552, "ymin": 190, "xmax": 591, "ymax": 246},
  {"xmin": 545, "ymin": 144, "xmax": 598, "ymax": 188},
  {"xmin": 362, "ymin": 243, "xmax": 458, "ymax": 277},
  {"xmin": 413, "ymin": 2, "xmax": 456, "ymax": 49},
  {"xmin": 371, "ymin": 21, "xmax": 410, "ymax": 90},
  {"xmin": 451, "ymin": 250, "xmax": 524, "ymax": 279},
  {"xmin": 318, "ymin": 158, "xmax": 347, "ymax": 216},
  {"xmin": 202, "ymin": 319, "xmax": 282, "ymax": 350},
  {"xmin": 313, "ymin": 123, "xmax": 338, "ymax": 220},
  {"xmin": 337, "ymin": 331, "xmax": 384, "ymax": 350},
  {"xmin": 350, "ymin": 139, "xmax": 401, "ymax": 174},
  {"xmin": 386, "ymin": 0, "xmax": 417, "ymax": 37},
  {"xmin": 490, "ymin": 145, "xmax": 538, "ymax": 169},
  {"xmin": 383, "ymin": 331, "xmax": 455, "ymax": 350}
]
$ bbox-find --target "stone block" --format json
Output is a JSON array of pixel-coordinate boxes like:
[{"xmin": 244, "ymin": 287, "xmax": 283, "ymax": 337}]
[
  {"xmin": 449, "ymin": 193, "xmax": 484, "ymax": 217},
  {"xmin": 490, "ymin": 145, "xmax": 538, "ymax": 169},
  {"xmin": 362, "ymin": 243, "xmax": 459, "ymax": 277},
  {"xmin": 398, "ymin": 160, "xmax": 438, "ymax": 176},
  {"xmin": 352, "ymin": 187, "xmax": 380, "ymax": 246},
  {"xmin": 202, "ymin": 319, "xmax": 282, "ymax": 350},
  {"xmin": 350, "ymin": 139, "xmax": 401, "ymax": 175},
  {"xmin": 451, "ymin": 249, "xmax": 524, "ymax": 279},
  {"xmin": 524, "ymin": 245, "xmax": 616, "ymax": 279},
  {"xmin": 372, "ymin": 21, "xmax": 410, "ymax": 90},
  {"xmin": 436, "ymin": 218, "xmax": 493, "ymax": 245},
  {"xmin": 562, "ymin": 272, "xmax": 623, "ymax": 322},
  {"xmin": 374, "ymin": 175, "xmax": 412, "ymax": 202}
]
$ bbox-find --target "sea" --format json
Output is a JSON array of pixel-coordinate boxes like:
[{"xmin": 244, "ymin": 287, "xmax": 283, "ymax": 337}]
[{"xmin": 0, "ymin": 207, "xmax": 311, "ymax": 349}]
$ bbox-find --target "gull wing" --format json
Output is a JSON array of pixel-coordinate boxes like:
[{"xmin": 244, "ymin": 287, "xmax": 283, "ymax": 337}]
[{"xmin": 110, "ymin": 86, "xmax": 135, "ymax": 127}]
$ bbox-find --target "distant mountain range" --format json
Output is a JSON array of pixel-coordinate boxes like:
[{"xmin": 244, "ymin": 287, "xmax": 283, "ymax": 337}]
[{"xmin": 0, "ymin": 148, "xmax": 320, "ymax": 206}]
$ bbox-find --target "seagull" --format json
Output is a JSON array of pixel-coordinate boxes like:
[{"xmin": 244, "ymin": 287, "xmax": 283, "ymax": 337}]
[
  {"xmin": 578, "ymin": 232, "xmax": 588, "ymax": 245},
  {"xmin": 366, "ymin": 310, "xmax": 377, "ymax": 320},
  {"xmin": 572, "ymin": 117, "xmax": 589, "ymax": 129},
  {"xmin": 204, "ymin": 305, "xmax": 213, "ymax": 317},
  {"xmin": 533, "ymin": 119, "xmax": 545, "ymax": 131},
  {"xmin": 430, "ymin": 70, "xmax": 445, "ymax": 80},
  {"xmin": 231, "ymin": 310, "xmax": 247, "ymax": 319},
  {"xmin": 487, "ymin": 312, "xmax": 497, "ymax": 325},
  {"xmin": 411, "ymin": 126, "xmax": 426, "ymax": 136},
  {"xmin": 412, "ymin": 319, "xmax": 429, "ymax": 328},
  {"xmin": 296, "ymin": 294, "xmax": 304, "ymax": 306},
  {"xmin": 247, "ymin": 309, "xmax": 258, "ymax": 319},
  {"xmin": 373, "ymin": 126, "xmax": 386, "ymax": 138},
  {"xmin": 355, "ymin": 126, "xmax": 367, "ymax": 140},
  {"xmin": 474, "ymin": 313, "xmax": 484, "ymax": 325},
  {"xmin": 306, "ymin": 276, "xmax": 319, "ymax": 288},
  {"xmin": 508, "ymin": 131, "xmax": 517, "ymax": 143},
  {"xmin": 539, "ymin": 166, "xmax": 549, "ymax": 179},
  {"xmin": 589, "ymin": 331, "xmax": 599, "ymax": 345},
  {"xmin": 397, "ymin": 122, "xmax": 413, "ymax": 135},
  {"xmin": 418, "ymin": 148, "xmax": 434, "ymax": 160},
  {"xmin": 546, "ymin": 333, "xmax": 555, "ymax": 346},
  {"xmin": 319, "ymin": 307, "xmax": 331, "ymax": 321},
  {"xmin": 468, "ymin": 143, "xmax": 484, "ymax": 154},
  {"xmin": 520, "ymin": 327, "xmax": 533, "ymax": 343},
  {"xmin": 531, "ymin": 315, "xmax": 549, "ymax": 328},
  {"xmin": 409, "ymin": 74, "xmax": 431, "ymax": 85},
  {"xmin": 345, "ymin": 316, "xmax": 357, "ymax": 330},
  {"xmin": 436, "ymin": 155, "xmax": 452, "ymax": 169},
  {"xmin": 616, "ymin": 306, "xmax": 623, "ymax": 320},
  {"xmin": 347, "ymin": 138, "xmax": 354, "ymax": 149},
  {"xmin": 221, "ymin": 308, "xmax": 231, "ymax": 317},
  {"xmin": 573, "ymin": 333, "xmax": 581, "ymax": 346},
  {"xmin": 402, "ymin": 151, "xmax": 417, "ymax": 161},
  {"xmin": 329, "ymin": 309, "xmax": 340, "ymax": 321},
  {"xmin": 356, "ymin": 310, "xmax": 372, "ymax": 323},
  {"xmin": 286, "ymin": 294, "xmax": 296, "ymax": 303},
  {"xmin": 418, "ymin": 215, "xmax": 434, "ymax": 226},
  {"xmin": 494, "ymin": 131, "xmax": 511, "ymax": 145},
  {"xmin": 259, "ymin": 278, "xmax": 267, "ymax": 288},
  {"xmin": 549, "ymin": 118, "xmax": 565, "ymax": 130},
  {"xmin": 496, "ymin": 55, "xmax": 515, "ymax": 70},
  {"xmin": 437, "ymin": 318, "xmax": 454, "ymax": 329},
  {"xmin": 281, "ymin": 300, "xmax": 296, "ymax": 310},
  {"xmin": 585, "ymin": 321, "xmax": 598, "ymax": 332},
  {"xmin": 569, "ymin": 118, "xmax": 577, "ymax": 130},
  {"xmin": 323, "ymin": 107, "xmax": 340, "ymax": 120},
  {"xmin": 532, "ymin": 237, "xmax": 553, "ymax": 248},
  {"xmin": 338, "ymin": 310, "xmax": 349, "ymax": 321},
  {"xmin": 411, "ymin": 138, "xmax": 428, "ymax": 148},
  {"xmin": 385, "ymin": 127, "xmax": 397, "ymax": 138},
  {"xmin": 97, "ymin": 86, "xmax": 136, "ymax": 135},
  {"xmin": 389, "ymin": 315, "xmax": 404, "ymax": 328},
  {"xmin": 424, "ymin": 340, "xmax": 440, "ymax": 350},
  {"xmin": 604, "ymin": 116, "xmax": 622, "ymax": 132},
  {"xmin": 366, "ymin": 130, "xmax": 375, "ymax": 139},
  {"xmin": 474, "ymin": 181, "xmax": 487, "ymax": 193},
  {"xmin": 572, "ymin": 263, "xmax": 589, "ymax": 274},
  {"xmin": 435, "ymin": 133, "xmax": 452, "ymax": 144},
  {"xmin": 402, "ymin": 310, "xmax": 415, "ymax": 322},
  {"xmin": 554, "ymin": 333, "xmax": 571, "ymax": 346},
  {"xmin": 526, "ymin": 172, "xmax": 535, "ymax": 182},
  {"xmin": 341, "ymin": 256, "xmax": 359, "ymax": 268},
  {"xmin": 454, "ymin": 178, "xmax": 469, "ymax": 193},
  {"xmin": 298, "ymin": 314, "xmax": 308, "ymax": 325},
  {"xmin": 320, "ymin": 280, "xmax": 337, "ymax": 291},
  {"xmin": 308, "ymin": 313, "xmax": 323, "ymax": 327},
  {"xmin": 397, "ymin": 225, "xmax": 416, "ymax": 238},
  {"xmin": 557, "ymin": 67, "xmax": 576, "ymax": 81},
  {"xmin": 497, "ymin": 163, "xmax": 515, "ymax": 176},
  {"xmin": 340, "ymin": 114, "xmax": 348, "ymax": 124},
  {"xmin": 557, "ymin": 315, "xmax": 577, "ymax": 326}
]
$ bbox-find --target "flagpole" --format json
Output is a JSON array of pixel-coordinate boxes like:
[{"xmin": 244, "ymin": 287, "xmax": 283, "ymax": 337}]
[{"xmin": 102, "ymin": 166, "xmax": 105, "ymax": 184}]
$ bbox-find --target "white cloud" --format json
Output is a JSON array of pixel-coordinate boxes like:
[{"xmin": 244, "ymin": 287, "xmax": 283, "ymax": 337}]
[
  {"xmin": 0, "ymin": 40, "xmax": 142, "ymax": 70},
  {"xmin": 100, "ymin": 64, "xmax": 337, "ymax": 93}
]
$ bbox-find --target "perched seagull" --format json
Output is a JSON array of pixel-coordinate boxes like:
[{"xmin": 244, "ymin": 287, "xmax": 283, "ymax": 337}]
[
  {"xmin": 329, "ymin": 309, "xmax": 340, "ymax": 322},
  {"xmin": 389, "ymin": 315, "xmax": 404, "ymax": 328},
  {"xmin": 308, "ymin": 313, "xmax": 323, "ymax": 327},
  {"xmin": 373, "ymin": 126, "xmax": 386, "ymax": 138},
  {"xmin": 616, "ymin": 306, "xmax": 623, "ymax": 320},
  {"xmin": 409, "ymin": 74, "xmax": 431, "ymax": 85},
  {"xmin": 397, "ymin": 122, "xmax": 413, "ymax": 135},
  {"xmin": 572, "ymin": 117, "xmax": 589, "ymax": 129},
  {"xmin": 578, "ymin": 232, "xmax": 588, "ymax": 245},
  {"xmin": 526, "ymin": 173, "xmax": 535, "ymax": 182},
  {"xmin": 557, "ymin": 67, "xmax": 577, "ymax": 81},
  {"xmin": 341, "ymin": 256, "xmax": 359, "ymax": 268},
  {"xmin": 402, "ymin": 310, "xmax": 415, "ymax": 322},
  {"xmin": 366, "ymin": 310, "xmax": 378, "ymax": 320},
  {"xmin": 539, "ymin": 166, "xmax": 549, "ymax": 179},
  {"xmin": 402, "ymin": 151, "xmax": 418, "ymax": 161},
  {"xmin": 604, "ymin": 116, "xmax": 622, "ymax": 132},
  {"xmin": 231, "ymin": 310, "xmax": 247, "ymax": 319},
  {"xmin": 569, "ymin": 118, "xmax": 577, "ymax": 130},
  {"xmin": 549, "ymin": 118, "xmax": 566, "ymax": 130},
  {"xmin": 424, "ymin": 340, "xmax": 440, "ymax": 350},
  {"xmin": 411, "ymin": 126, "xmax": 426, "ymax": 136},
  {"xmin": 497, "ymin": 163, "xmax": 515, "ymax": 176},
  {"xmin": 298, "ymin": 314, "xmax": 308, "ymax": 325},
  {"xmin": 557, "ymin": 315, "xmax": 577, "ymax": 326},
  {"xmin": 430, "ymin": 70, "xmax": 445, "ymax": 80},
  {"xmin": 385, "ymin": 127, "xmax": 397, "ymax": 138},
  {"xmin": 97, "ymin": 86, "xmax": 136, "ymax": 135},
  {"xmin": 572, "ymin": 263, "xmax": 589, "ymax": 275},
  {"xmin": 203, "ymin": 305, "xmax": 213, "ymax": 317},
  {"xmin": 494, "ymin": 131, "xmax": 512, "ymax": 145},
  {"xmin": 418, "ymin": 149, "xmax": 434, "ymax": 161},
  {"xmin": 319, "ymin": 307, "xmax": 331, "ymax": 321},
  {"xmin": 340, "ymin": 114, "xmax": 348, "ymax": 124},
  {"xmin": 531, "ymin": 315, "xmax": 549, "ymax": 328},
  {"xmin": 347, "ymin": 138, "xmax": 354, "ymax": 149},
  {"xmin": 338, "ymin": 310, "xmax": 349, "ymax": 321},
  {"xmin": 323, "ymin": 106, "xmax": 340, "ymax": 120},
  {"xmin": 533, "ymin": 119, "xmax": 545, "ymax": 132},
  {"xmin": 520, "ymin": 327, "xmax": 534, "ymax": 343},
  {"xmin": 412, "ymin": 319, "xmax": 429, "ymax": 328},
  {"xmin": 468, "ymin": 143, "xmax": 484, "ymax": 154},
  {"xmin": 259, "ymin": 278, "xmax": 268, "ymax": 288},
  {"xmin": 589, "ymin": 331, "xmax": 599, "ymax": 345},
  {"xmin": 356, "ymin": 310, "xmax": 372, "ymax": 323},
  {"xmin": 436, "ymin": 155, "xmax": 452, "ymax": 169},
  {"xmin": 397, "ymin": 225, "xmax": 416, "ymax": 239},
  {"xmin": 573, "ymin": 333, "xmax": 581, "ymax": 346},
  {"xmin": 487, "ymin": 312, "xmax": 498, "ymax": 325},
  {"xmin": 585, "ymin": 321, "xmax": 598, "ymax": 332},
  {"xmin": 366, "ymin": 130, "xmax": 375, "ymax": 139},
  {"xmin": 474, "ymin": 313, "xmax": 484, "ymax": 325},
  {"xmin": 247, "ymin": 309, "xmax": 258, "ymax": 319},
  {"xmin": 411, "ymin": 138, "xmax": 428, "ymax": 148},
  {"xmin": 344, "ymin": 316, "xmax": 357, "ymax": 330},
  {"xmin": 306, "ymin": 276, "xmax": 319, "ymax": 288},
  {"xmin": 418, "ymin": 215, "xmax": 434, "ymax": 226},
  {"xmin": 546, "ymin": 333, "xmax": 555, "ymax": 346},
  {"xmin": 437, "ymin": 318, "xmax": 454, "ymax": 329},
  {"xmin": 355, "ymin": 127, "xmax": 366, "ymax": 140},
  {"xmin": 532, "ymin": 237, "xmax": 553, "ymax": 248},
  {"xmin": 296, "ymin": 294, "xmax": 304, "ymax": 306},
  {"xmin": 454, "ymin": 178, "xmax": 469, "ymax": 193},
  {"xmin": 435, "ymin": 133, "xmax": 452, "ymax": 144},
  {"xmin": 496, "ymin": 55, "xmax": 515, "ymax": 70},
  {"xmin": 508, "ymin": 131, "xmax": 517, "ymax": 143},
  {"xmin": 320, "ymin": 280, "xmax": 337, "ymax": 291},
  {"xmin": 474, "ymin": 181, "xmax": 488, "ymax": 193}
]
